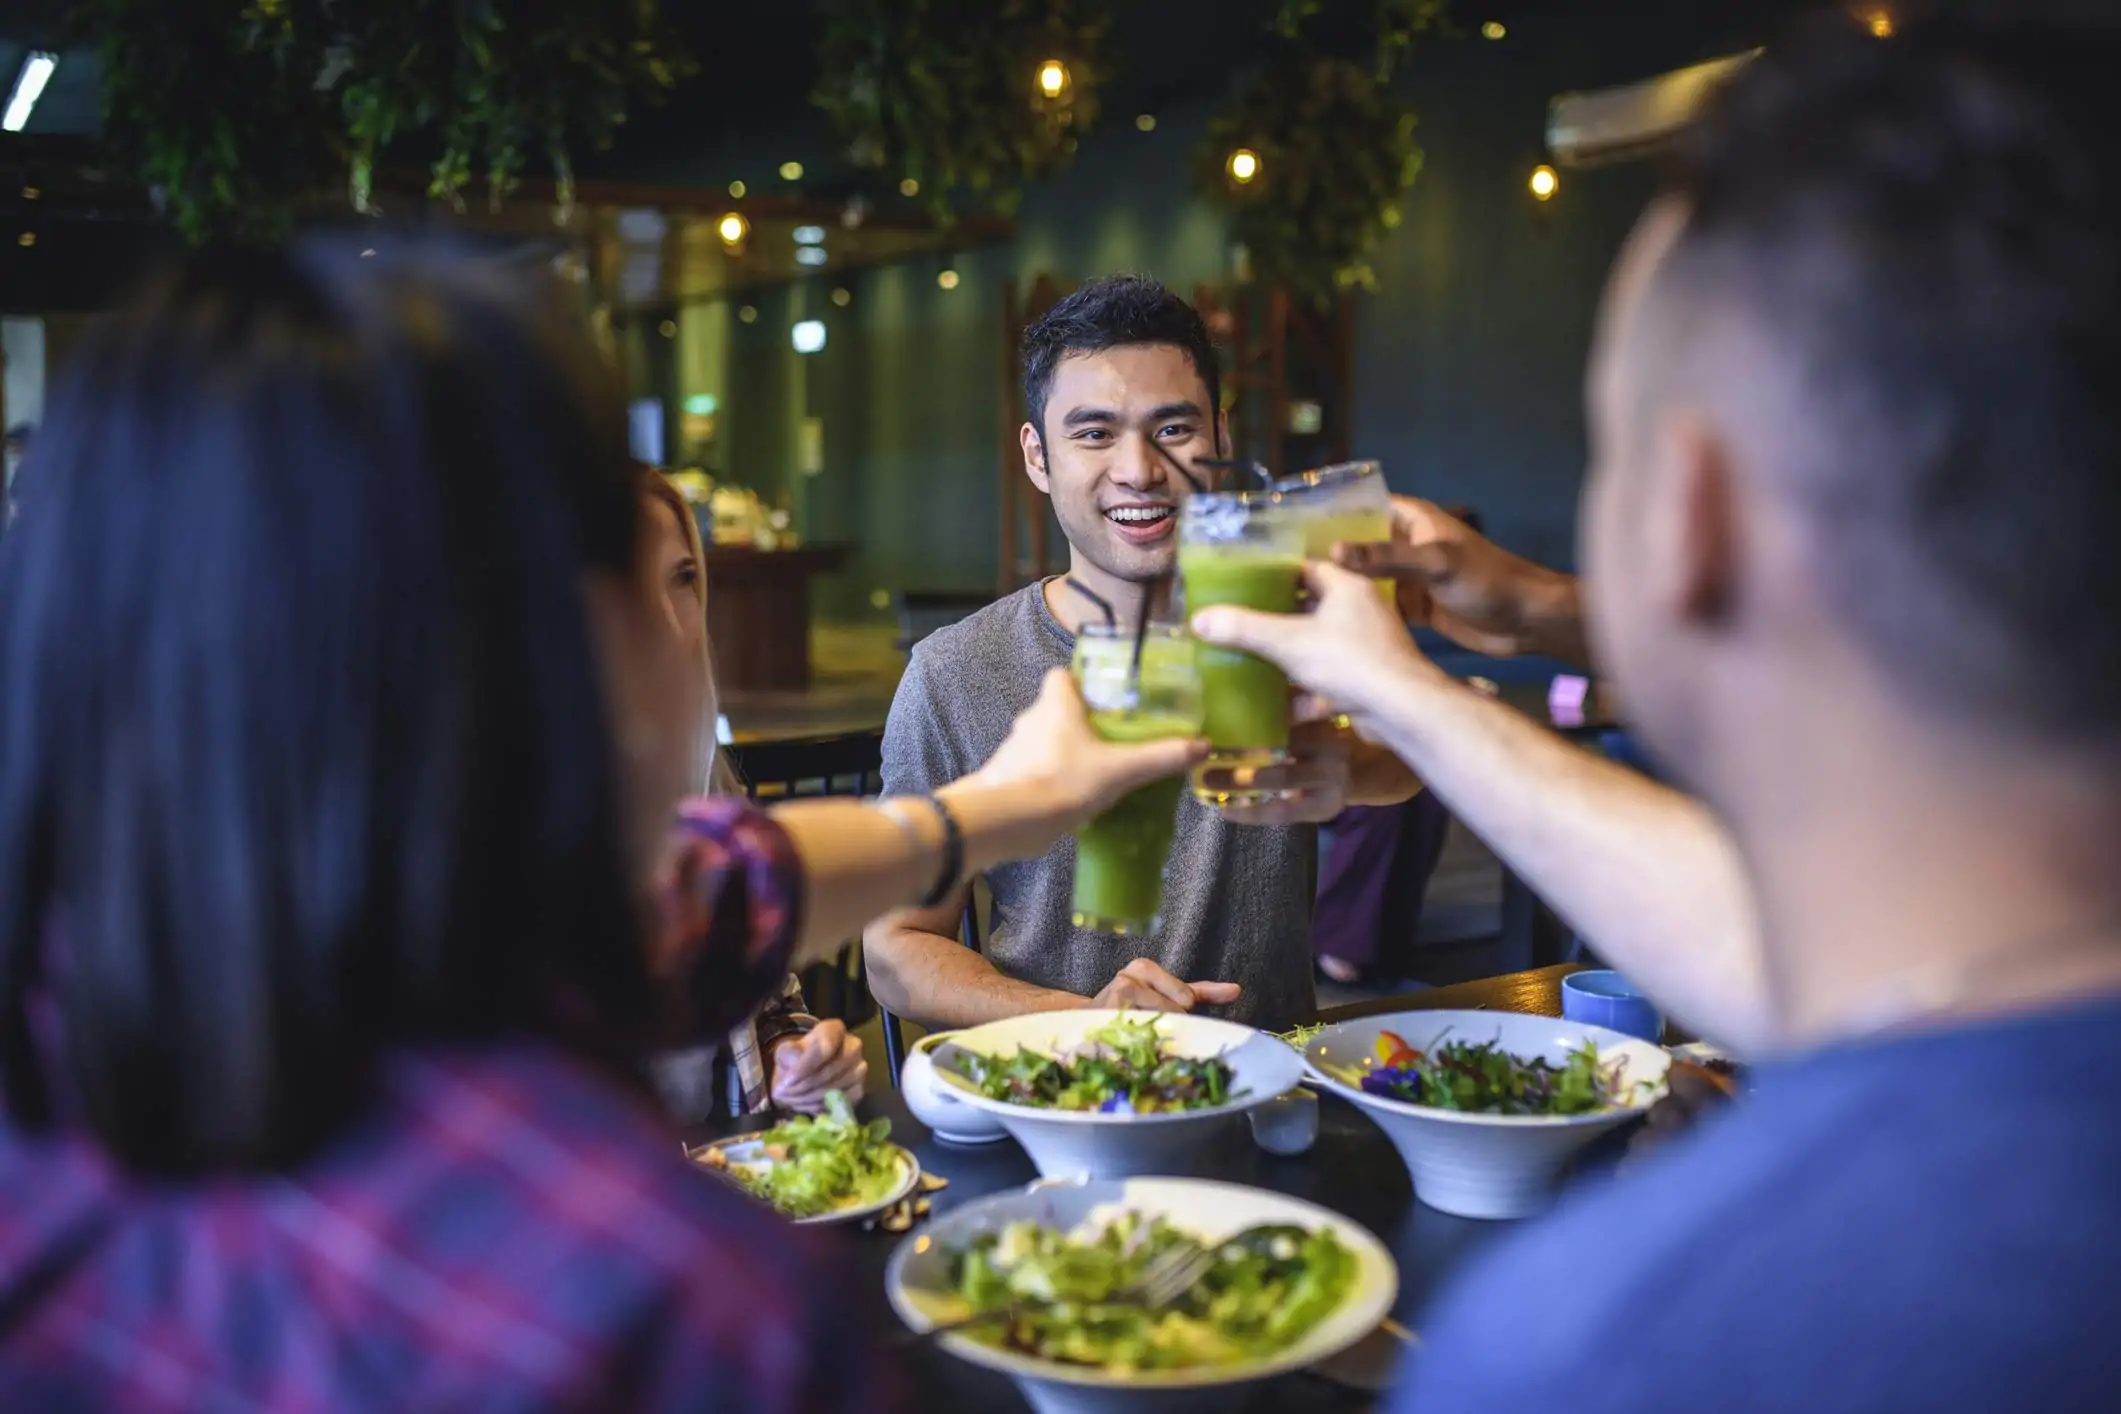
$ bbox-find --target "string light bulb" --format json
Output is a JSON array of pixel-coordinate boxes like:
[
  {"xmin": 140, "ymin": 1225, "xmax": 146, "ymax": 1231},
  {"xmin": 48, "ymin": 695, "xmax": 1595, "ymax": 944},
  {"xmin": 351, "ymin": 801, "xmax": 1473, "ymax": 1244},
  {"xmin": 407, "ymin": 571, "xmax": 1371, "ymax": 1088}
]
[
  {"xmin": 717, "ymin": 211, "xmax": 749, "ymax": 246},
  {"xmin": 1227, "ymin": 148, "xmax": 1261, "ymax": 184},
  {"xmin": 727, "ymin": 179, "xmax": 746, "ymax": 198},
  {"xmin": 1037, "ymin": 59, "xmax": 1070, "ymax": 99},
  {"xmin": 779, "ymin": 160, "xmax": 804, "ymax": 181},
  {"xmin": 1135, "ymin": 114, "xmax": 1156, "ymax": 132},
  {"xmin": 1481, "ymin": 21, "xmax": 1506, "ymax": 40},
  {"xmin": 899, "ymin": 177, "xmax": 920, "ymax": 197},
  {"xmin": 937, "ymin": 267, "xmax": 961, "ymax": 291},
  {"xmin": 1529, "ymin": 164, "xmax": 1559, "ymax": 201},
  {"xmin": 1864, "ymin": 8, "xmax": 1893, "ymax": 37}
]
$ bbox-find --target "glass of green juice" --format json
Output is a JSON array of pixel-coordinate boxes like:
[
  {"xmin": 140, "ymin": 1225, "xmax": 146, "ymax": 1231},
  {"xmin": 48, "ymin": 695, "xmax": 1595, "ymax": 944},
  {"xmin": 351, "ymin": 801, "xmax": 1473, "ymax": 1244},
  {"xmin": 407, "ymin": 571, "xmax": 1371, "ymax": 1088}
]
[
  {"xmin": 1069, "ymin": 623, "xmax": 1205, "ymax": 935},
  {"xmin": 1176, "ymin": 489, "xmax": 1304, "ymax": 804},
  {"xmin": 1274, "ymin": 459, "xmax": 1395, "ymax": 604}
]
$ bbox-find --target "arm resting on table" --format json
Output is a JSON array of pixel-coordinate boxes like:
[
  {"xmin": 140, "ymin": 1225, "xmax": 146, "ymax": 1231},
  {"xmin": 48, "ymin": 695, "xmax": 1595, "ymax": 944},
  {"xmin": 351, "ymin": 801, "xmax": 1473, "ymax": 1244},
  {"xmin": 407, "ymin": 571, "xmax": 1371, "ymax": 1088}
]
[{"xmin": 863, "ymin": 882, "xmax": 1088, "ymax": 1029}]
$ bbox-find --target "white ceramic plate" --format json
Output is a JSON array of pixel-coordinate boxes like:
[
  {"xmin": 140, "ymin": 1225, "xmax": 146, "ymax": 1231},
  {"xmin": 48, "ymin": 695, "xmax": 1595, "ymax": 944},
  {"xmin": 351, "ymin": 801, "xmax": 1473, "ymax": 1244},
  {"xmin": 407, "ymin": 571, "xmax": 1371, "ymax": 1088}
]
[
  {"xmin": 689, "ymin": 1134, "xmax": 921, "ymax": 1226},
  {"xmin": 919, "ymin": 1010, "xmax": 1306, "ymax": 1180},
  {"xmin": 887, "ymin": 1176, "xmax": 1398, "ymax": 1413},
  {"xmin": 1302, "ymin": 1010, "xmax": 1669, "ymax": 1219}
]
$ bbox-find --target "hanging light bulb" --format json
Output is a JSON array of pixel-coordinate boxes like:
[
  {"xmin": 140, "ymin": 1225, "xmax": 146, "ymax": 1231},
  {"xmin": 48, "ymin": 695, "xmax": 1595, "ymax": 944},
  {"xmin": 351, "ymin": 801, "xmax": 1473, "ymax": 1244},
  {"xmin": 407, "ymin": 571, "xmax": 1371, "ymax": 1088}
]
[
  {"xmin": 717, "ymin": 211, "xmax": 749, "ymax": 246},
  {"xmin": 937, "ymin": 267, "xmax": 961, "ymax": 291},
  {"xmin": 1037, "ymin": 59, "xmax": 1070, "ymax": 99},
  {"xmin": 1529, "ymin": 164, "xmax": 1559, "ymax": 201},
  {"xmin": 1227, "ymin": 148, "xmax": 1261, "ymax": 184}
]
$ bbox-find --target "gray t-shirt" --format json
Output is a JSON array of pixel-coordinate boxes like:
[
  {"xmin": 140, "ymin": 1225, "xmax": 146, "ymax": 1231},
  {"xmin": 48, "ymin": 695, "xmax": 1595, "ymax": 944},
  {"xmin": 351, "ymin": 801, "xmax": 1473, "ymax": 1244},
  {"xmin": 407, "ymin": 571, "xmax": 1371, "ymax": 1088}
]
[{"xmin": 881, "ymin": 583, "xmax": 1317, "ymax": 1032}]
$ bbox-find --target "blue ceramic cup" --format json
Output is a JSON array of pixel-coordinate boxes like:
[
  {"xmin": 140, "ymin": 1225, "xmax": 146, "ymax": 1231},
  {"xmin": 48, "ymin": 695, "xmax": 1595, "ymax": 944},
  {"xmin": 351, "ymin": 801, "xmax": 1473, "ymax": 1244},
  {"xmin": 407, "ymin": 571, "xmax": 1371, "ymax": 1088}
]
[{"xmin": 1562, "ymin": 969, "xmax": 1664, "ymax": 1043}]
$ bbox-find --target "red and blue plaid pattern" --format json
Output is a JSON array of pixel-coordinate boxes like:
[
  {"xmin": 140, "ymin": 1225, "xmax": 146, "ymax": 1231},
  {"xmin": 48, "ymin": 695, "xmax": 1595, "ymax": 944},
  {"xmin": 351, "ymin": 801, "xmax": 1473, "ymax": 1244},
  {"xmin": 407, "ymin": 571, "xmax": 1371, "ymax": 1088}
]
[{"xmin": 0, "ymin": 798, "xmax": 902, "ymax": 1412}]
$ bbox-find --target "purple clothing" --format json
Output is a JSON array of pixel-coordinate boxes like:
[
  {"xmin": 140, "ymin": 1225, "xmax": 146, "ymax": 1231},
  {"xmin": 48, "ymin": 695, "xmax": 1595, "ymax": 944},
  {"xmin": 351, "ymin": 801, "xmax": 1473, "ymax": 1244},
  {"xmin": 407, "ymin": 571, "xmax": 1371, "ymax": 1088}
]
[
  {"xmin": 1312, "ymin": 794, "xmax": 1452, "ymax": 974},
  {"xmin": 0, "ymin": 796, "xmax": 903, "ymax": 1413}
]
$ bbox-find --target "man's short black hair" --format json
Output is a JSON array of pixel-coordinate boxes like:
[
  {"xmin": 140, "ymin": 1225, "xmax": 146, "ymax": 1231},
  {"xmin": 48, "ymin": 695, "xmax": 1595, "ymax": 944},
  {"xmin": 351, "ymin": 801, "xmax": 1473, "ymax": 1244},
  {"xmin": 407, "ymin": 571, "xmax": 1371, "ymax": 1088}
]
[
  {"xmin": 1661, "ymin": 7, "xmax": 2121, "ymax": 748},
  {"xmin": 1021, "ymin": 275, "xmax": 1221, "ymax": 443}
]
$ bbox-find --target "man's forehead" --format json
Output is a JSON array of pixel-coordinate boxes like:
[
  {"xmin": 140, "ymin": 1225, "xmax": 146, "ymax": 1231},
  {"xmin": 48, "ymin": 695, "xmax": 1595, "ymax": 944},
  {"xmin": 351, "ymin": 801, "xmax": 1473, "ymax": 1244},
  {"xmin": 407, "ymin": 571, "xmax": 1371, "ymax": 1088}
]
[
  {"xmin": 1591, "ymin": 199, "xmax": 1691, "ymax": 407},
  {"xmin": 1048, "ymin": 343, "xmax": 1209, "ymax": 411}
]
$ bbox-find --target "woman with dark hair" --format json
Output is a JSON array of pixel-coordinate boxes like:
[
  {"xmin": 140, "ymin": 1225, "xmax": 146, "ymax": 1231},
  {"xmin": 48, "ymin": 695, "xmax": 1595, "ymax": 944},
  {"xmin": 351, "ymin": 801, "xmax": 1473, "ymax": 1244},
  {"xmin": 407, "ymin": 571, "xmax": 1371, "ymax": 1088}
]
[{"xmin": 0, "ymin": 242, "xmax": 1201, "ymax": 1410}]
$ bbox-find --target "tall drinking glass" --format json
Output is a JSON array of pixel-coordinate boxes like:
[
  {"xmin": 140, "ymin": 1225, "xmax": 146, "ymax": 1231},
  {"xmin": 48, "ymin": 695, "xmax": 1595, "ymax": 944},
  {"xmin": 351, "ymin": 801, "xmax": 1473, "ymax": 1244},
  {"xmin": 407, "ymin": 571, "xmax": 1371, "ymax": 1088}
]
[
  {"xmin": 1177, "ymin": 490, "xmax": 1303, "ymax": 804},
  {"xmin": 1070, "ymin": 624, "xmax": 1205, "ymax": 935},
  {"xmin": 1274, "ymin": 459, "xmax": 1394, "ymax": 603}
]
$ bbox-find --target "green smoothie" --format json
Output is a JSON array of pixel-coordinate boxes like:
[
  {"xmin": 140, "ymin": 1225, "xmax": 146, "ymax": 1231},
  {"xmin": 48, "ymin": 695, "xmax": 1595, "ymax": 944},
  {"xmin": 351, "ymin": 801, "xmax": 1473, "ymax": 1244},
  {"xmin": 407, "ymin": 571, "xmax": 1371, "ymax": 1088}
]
[
  {"xmin": 1178, "ymin": 544, "xmax": 1302, "ymax": 754},
  {"xmin": 1068, "ymin": 624, "xmax": 1203, "ymax": 935},
  {"xmin": 1071, "ymin": 709, "xmax": 1198, "ymax": 933}
]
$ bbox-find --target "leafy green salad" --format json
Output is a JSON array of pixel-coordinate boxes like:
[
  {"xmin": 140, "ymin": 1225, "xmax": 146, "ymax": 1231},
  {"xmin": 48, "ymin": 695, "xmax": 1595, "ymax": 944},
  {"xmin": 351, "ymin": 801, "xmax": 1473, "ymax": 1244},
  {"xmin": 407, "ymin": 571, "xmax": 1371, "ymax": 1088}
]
[
  {"xmin": 1334, "ymin": 1029, "xmax": 1637, "ymax": 1116},
  {"xmin": 956, "ymin": 1015, "xmax": 1240, "ymax": 1114},
  {"xmin": 697, "ymin": 1091, "xmax": 903, "ymax": 1219},
  {"xmin": 948, "ymin": 1212, "xmax": 1358, "ymax": 1372}
]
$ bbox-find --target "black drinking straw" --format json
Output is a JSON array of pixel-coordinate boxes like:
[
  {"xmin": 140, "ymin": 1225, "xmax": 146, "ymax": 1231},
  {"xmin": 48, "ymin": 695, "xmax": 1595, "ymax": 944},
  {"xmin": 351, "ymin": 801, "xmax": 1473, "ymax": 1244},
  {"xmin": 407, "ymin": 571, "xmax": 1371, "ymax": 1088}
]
[
  {"xmin": 1196, "ymin": 456, "xmax": 1276, "ymax": 491},
  {"xmin": 1064, "ymin": 576, "xmax": 1118, "ymax": 628},
  {"xmin": 1136, "ymin": 440, "xmax": 1218, "ymax": 689}
]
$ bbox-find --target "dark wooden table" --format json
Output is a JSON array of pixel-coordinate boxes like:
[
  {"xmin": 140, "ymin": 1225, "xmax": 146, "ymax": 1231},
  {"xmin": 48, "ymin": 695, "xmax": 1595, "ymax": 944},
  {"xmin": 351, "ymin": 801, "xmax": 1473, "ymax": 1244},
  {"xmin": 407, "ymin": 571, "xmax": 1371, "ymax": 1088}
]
[{"xmin": 687, "ymin": 966, "xmax": 1602, "ymax": 1413}]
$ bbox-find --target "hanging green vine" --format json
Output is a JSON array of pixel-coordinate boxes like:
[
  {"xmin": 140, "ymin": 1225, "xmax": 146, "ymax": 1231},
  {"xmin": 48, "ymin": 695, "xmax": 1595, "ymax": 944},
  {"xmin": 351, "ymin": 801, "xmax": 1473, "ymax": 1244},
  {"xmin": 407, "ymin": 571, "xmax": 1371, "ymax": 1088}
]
[
  {"xmin": 339, "ymin": 0, "xmax": 695, "ymax": 220},
  {"xmin": 76, "ymin": 0, "xmax": 694, "ymax": 245},
  {"xmin": 814, "ymin": 0, "xmax": 1110, "ymax": 219},
  {"xmin": 1199, "ymin": 0, "xmax": 1449, "ymax": 302},
  {"xmin": 80, "ymin": 0, "xmax": 340, "ymax": 247}
]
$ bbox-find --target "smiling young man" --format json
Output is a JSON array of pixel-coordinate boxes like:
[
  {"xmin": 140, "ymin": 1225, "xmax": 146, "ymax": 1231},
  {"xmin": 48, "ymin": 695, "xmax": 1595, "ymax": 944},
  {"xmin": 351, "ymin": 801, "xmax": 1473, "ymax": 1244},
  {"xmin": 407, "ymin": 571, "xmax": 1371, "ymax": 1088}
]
[{"xmin": 866, "ymin": 276, "xmax": 1327, "ymax": 1032}]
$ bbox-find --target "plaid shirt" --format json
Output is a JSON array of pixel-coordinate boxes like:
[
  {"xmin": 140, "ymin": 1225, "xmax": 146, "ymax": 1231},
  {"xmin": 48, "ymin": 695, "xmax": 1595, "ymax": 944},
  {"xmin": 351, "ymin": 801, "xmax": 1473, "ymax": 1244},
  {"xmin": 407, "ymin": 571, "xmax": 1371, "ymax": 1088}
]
[{"xmin": 0, "ymin": 796, "xmax": 905, "ymax": 1413}]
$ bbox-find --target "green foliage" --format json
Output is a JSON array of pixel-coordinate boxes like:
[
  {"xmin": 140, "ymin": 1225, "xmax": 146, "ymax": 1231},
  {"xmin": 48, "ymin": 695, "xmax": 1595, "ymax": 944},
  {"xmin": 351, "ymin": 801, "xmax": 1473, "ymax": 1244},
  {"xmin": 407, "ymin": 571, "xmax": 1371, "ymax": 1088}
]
[
  {"xmin": 339, "ymin": 0, "xmax": 696, "ymax": 219},
  {"xmin": 78, "ymin": 0, "xmax": 694, "ymax": 245},
  {"xmin": 814, "ymin": 0, "xmax": 1110, "ymax": 219},
  {"xmin": 1201, "ymin": 0, "xmax": 1447, "ymax": 303},
  {"xmin": 80, "ymin": 0, "xmax": 340, "ymax": 247},
  {"xmin": 1198, "ymin": 57, "xmax": 1424, "ymax": 304}
]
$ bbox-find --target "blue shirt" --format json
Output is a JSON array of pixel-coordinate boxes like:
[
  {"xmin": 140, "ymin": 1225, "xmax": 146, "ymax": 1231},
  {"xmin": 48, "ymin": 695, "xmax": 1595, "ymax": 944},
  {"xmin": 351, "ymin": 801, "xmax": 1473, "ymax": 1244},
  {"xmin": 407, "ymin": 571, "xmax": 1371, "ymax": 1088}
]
[{"xmin": 1394, "ymin": 993, "xmax": 2121, "ymax": 1413}]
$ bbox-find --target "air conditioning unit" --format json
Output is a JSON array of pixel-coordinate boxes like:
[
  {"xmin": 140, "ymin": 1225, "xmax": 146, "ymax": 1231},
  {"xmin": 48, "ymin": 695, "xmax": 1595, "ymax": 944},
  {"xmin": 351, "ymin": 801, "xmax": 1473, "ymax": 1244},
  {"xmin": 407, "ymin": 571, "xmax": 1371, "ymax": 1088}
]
[{"xmin": 1547, "ymin": 51, "xmax": 1758, "ymax": 167}]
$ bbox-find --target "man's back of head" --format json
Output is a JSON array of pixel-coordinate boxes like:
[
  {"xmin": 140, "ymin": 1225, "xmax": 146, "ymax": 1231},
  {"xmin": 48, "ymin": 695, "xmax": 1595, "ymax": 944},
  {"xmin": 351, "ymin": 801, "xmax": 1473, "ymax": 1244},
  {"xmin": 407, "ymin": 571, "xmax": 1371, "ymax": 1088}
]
[{"xmin": 1581, "ymin": 6, "xmax": 2121, "ymax": 1035}]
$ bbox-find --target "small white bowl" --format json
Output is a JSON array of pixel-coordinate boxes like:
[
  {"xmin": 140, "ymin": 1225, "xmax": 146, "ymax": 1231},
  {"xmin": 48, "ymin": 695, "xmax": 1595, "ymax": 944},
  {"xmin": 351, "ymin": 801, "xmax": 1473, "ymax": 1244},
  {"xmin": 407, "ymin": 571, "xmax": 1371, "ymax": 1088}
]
[
  {"xmin": 900, "ymin": 1030, "xmax": 1010, "ymax": 1145},
  {"xmin": 921, "ymin": 1010, "xmax": 1305, "ymax": 1180},
  {"xmin": 887, "ymin": 1175, "xmax": 1398, "ymax": 1414},
  {"xmin": 1247, "ymin": 1087, "xmax": 1320, "ymax": 1156},
  {"xmin": 1303, "ymin": 1010, "xmax": 1669, "ymax": 1219}
]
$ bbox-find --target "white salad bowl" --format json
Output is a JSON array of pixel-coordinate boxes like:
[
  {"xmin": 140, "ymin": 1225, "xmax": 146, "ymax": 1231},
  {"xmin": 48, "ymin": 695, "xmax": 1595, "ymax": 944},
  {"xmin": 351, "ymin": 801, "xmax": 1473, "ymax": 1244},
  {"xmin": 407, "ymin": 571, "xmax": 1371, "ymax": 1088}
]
[
  {"xmin": 899, "ymin": 1030, "xmax": 1011, "ymax": 1145},
  {"xmin": 912, "ymin": 1010, "xmax": 1304, "ymax": 1180},
  {"xmin": 1303, "ymin": 1009, "xmax": 1669, "ymax": 1220},
  {"xmin": 887, "ymin": 1175, "xmax": 1398, "ymax": 1414}
]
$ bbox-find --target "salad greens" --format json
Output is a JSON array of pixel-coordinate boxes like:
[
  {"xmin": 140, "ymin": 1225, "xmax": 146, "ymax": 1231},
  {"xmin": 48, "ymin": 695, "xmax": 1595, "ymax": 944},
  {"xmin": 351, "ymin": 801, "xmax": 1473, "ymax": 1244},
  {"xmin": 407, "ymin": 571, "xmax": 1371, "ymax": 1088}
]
[
  {"xmin": 958, "ymin": 1015, "xmax": 1239, "ymax": 1113},
  {"xmin": 1343, "ymin": 1030, "xmax": 1629, "ymax": 1115},
  {"xmin": 950, "ymin": 1213, "xmax": 1357, "ymax": 1371},
  {"xmin": 699, "ymin": 1091, "xmax": 903, "ymax": 1219}
]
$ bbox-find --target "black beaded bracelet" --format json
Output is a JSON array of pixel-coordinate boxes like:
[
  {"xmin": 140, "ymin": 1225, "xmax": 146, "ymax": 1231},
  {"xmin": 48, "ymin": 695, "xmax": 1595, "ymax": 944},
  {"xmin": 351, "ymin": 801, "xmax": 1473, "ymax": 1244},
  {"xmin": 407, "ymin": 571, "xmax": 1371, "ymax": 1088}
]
[{"xmin": 918, "ymin": 792, "xmax": 965, "ymax": 909}]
